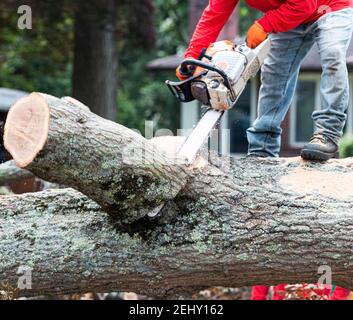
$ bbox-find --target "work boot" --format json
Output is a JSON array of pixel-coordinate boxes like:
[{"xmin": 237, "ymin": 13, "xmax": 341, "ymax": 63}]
[
  {"xmin": 246, "ymin": 151, "xmax": 272, "ymax": 158},
  {"xmin": 301, "ymin": 134, "xmax": 338, "ymax": 161}
]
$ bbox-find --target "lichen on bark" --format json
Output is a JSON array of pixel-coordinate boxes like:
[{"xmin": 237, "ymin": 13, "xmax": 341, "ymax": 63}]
[{"xmin": 3, "ymin": 93, "xmax": 353, "ymax": 297}]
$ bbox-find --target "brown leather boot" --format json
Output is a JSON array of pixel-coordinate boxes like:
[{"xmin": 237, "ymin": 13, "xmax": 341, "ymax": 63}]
[{"xmin": 301, "ymin": 134, "xmax": 338, "ymax": 161}]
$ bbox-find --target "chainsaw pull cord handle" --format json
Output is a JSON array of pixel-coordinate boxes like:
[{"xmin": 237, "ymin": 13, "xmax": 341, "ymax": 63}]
[{"xmin": 180, "ymin": 59, "xmax": 236, "ymax": 100}]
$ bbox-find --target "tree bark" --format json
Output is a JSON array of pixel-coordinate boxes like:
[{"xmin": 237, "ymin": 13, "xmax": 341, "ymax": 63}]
[
  {"xmin": 72, "ymin": 0, "xmax": 118, "ymax": 121},
  {"xmin": 3, "ymin": 93, "xmax": 353, "ymax": 297},
  {"xmin": 1, "ymin": 153, "xmax": 353, "ymax": 297},
  {"xmin": 4, "ymin": 93, "xmax": 188, "ymax": 224}
]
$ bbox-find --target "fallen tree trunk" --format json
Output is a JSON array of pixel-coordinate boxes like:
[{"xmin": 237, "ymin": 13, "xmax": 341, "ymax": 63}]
[
  {"xmin": 0, "ymin": 160, "xmax": 33, "ymax": 185},
  {"xmin": 4, "ymin": 93, "xmax": 188, "ymax": 224},
  {"xmin": 1, "ymin": 155, "xmax": 353, "ymax": 296},
  {"xmin": 2, "ymin": 93, "xmax": 353, "ymax": 297}
]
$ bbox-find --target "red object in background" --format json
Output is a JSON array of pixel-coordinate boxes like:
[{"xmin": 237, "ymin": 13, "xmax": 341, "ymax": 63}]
[
  {"xmin": 7, "ymin": 178, "xmax": 44, "ymax": 194},
  {"xmin": 185, "ymin": 0, "xmax": 353, "ymax": 59},
  {"xmin": 251, "ymin": 284, "xmax": 350, "ymax": 300},
  {"xmin": 331, "ymin": 286, "xmax": 351, "ymax": 300}
]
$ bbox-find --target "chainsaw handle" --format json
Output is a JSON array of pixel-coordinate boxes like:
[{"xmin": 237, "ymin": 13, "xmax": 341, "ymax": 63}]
[
  {"xmin": 179, "ymin": 63, "xmax": 194, "ymax": 77},
  {"xmin": 180, "ymin": 59, "xmax": 234, "ymax": 93}
]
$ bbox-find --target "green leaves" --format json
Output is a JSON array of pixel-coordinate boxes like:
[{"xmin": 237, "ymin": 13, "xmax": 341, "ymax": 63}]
[
  {"xmin": 339, "ymin": 135, "xmax": 353, "ymax": 158},
  {"xmin": 0, "ymin": 3, "xmax": 73, "ymax": 96}
]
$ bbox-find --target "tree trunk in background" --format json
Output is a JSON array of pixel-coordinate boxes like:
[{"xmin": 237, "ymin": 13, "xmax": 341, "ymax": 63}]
[{"xmin": 73, "ymin": 0, "xmax": 117, "ymax": 121}]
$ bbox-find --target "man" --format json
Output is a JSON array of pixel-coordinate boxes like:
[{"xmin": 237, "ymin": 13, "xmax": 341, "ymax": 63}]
[{"xmin": 177, "ymin": 0, "xmax": 353, "ymax": 160}]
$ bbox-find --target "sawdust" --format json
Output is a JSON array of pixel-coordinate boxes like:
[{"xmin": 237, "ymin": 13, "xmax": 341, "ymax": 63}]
[{"xmin": 279, "ymin": 158, "xmax": 353, "ymax": 200}]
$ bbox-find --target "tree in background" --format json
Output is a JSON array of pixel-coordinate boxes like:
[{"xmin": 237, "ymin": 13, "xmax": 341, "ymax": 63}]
[
  {"xmin": 0, "ymin": 0, "xmax": 73, "ymax": 97},
  {"xmin": 117, "ymin": 0, "xmax": 187, "ymax": 133},
  {"xmin": 0, "ymin": 0, "xmax": 158, "ymax": 122},
  {"xmin": 73, "ymin": 0, "xmax": 157, "ymax": 121},
  {"xmin": 72, "ymin": 0, "xmax": 118, "ymax": 120},
  {"xmin": 0, "ymin": 0, "xmax": 256, "ymax": 129}
]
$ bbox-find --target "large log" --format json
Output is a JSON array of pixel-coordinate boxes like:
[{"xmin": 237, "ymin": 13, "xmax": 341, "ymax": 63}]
[
  {"xmin": 1, "ymin": 155, "xmax": 353, "ymax": 297},
  {"xmin": 3, "ymin": 93, "xmax": 353, "ymax": 297},
  {"xmin": 4, "ymin": 93, "xmax": 189, "ymax": 224}
]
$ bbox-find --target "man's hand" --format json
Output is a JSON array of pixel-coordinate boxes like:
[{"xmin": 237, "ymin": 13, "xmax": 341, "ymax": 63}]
[
  {"xmin": 247, "ymin": 21, "xmax": 268, "ymax": 49},
  {"xmin": 176, "ymin": 60, "xmax": 195, "ymax": 81}
]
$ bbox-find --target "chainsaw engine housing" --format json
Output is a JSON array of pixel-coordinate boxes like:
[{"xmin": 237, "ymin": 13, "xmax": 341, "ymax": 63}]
[{"xmin": 166, "ymin": 39, "xmax": 271, "ymax": 111}]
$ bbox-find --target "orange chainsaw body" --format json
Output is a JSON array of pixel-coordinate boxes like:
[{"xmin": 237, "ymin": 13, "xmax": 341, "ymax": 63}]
[{"xmin": 193, "ymin": 40, "xmax": 236, "ymax": 77}]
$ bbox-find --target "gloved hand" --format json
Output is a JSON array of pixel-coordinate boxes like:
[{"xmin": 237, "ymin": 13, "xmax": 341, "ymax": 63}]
[
  {"xmin": 176, "ymin": 59, "xmax": 195, "ymax": 81},
  {"xmin": 246, "ymin": 21, "xmax": 268, "ymax": 49}
]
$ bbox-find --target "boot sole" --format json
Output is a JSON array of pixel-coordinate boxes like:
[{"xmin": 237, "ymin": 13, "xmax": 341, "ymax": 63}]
[{"xmin": 301, "ymin": 148, "xmax": 335, "ymax": 161}]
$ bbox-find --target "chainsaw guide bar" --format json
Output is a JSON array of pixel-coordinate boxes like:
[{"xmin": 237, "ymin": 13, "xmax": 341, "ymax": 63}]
[{"xmin": 148, "ymin": 39, "xmax": 271, "ymax": 219}]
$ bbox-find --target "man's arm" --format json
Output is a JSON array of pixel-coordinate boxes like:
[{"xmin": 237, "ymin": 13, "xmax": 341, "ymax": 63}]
[
  {"xmin": 184, "ymin": 0, "xmax": 238, "ymax": 59},
  {"xmin": 258, "ymin": 0, "xmax": 318, "ymax": 33}
]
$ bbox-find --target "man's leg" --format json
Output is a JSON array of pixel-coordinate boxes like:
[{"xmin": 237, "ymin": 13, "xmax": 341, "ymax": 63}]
[
  {"xmin": 247, "ymin": 26, "xmax": 315, "ymax": 157},
  {"xmin": 301, "ymin": 8, "xmax": 353, "ymax": 161}
]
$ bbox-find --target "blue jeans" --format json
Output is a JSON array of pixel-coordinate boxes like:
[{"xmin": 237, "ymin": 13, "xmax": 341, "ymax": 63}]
[{"xmin": 247, "ymin": 8, "xmax": 353, "ymax": 157}]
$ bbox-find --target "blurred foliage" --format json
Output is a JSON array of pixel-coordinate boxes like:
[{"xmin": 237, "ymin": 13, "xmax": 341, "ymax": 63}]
[
  {"xmin": 238, "ymin": 0, "xmax": 261, "ymax": 35},
  {"xmin": 339, "ymin": 135, "xmax": 353, "ymax": 158},
  {"xmin": 154, "ymin": 0, "xmax": 189, "ymax": 57},
  {"xmin": 0, "ymin": 0, "xmax": 257, "ymax": 133},
  {"xmin": 0, "ymin": 1, "xmax": 73, "ymax": 96},
  {"xmin": 117, "ymin": 0, "xmax": 188, "ymax": 133},
  {"xmin": 117, "ymin": 0, "xmax": 156, "ymax": 51}
]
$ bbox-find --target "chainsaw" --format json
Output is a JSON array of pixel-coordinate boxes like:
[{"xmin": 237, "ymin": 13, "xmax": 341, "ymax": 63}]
[
  {"xmin": 148, "ymin": 39, "xmax": 271, "ymax": 219},
  {"xmin": 166, "ymin": 38, "xmax": 271, "ymax": 163}
]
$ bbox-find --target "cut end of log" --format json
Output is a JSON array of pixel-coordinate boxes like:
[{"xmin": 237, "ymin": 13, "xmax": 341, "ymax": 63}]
[{"xmin": 4, "ymin": 92, "xmax": 50, "ymax": 168}]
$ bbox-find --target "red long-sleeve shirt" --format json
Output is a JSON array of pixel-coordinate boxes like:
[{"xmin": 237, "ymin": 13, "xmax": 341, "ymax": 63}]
[{"xmin": 185, "ymin": 0, "xmax": 353, "ymax": 58}]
